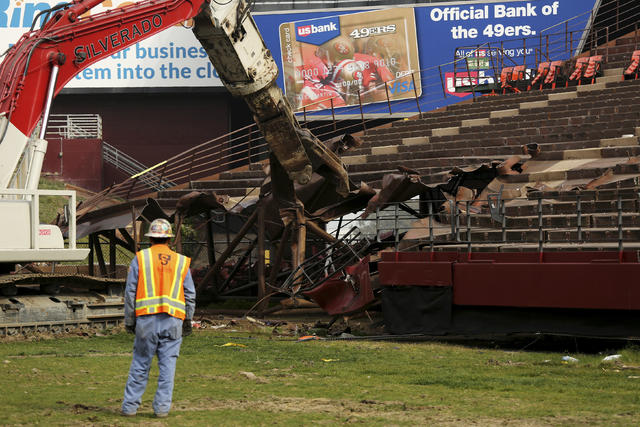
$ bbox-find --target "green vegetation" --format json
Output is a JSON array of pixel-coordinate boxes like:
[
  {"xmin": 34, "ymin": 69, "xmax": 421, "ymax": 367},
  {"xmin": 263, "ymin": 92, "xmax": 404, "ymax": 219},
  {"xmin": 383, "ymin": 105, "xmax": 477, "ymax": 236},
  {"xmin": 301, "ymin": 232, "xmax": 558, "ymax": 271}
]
[
  {"xmin": 38, "ymin": 178, "xmax": 69, "ymax": 224},
  {"xmin": 1, "ymin": 330, "xmax": 639, "ymax": 425}
]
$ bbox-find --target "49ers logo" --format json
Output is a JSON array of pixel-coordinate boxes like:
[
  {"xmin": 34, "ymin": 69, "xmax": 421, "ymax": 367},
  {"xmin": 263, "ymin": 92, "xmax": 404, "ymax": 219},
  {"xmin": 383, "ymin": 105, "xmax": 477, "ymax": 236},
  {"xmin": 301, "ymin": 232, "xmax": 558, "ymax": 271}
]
[{"xmin": 158, "ymin": 254, "xmax": 172, "ymax": 265}]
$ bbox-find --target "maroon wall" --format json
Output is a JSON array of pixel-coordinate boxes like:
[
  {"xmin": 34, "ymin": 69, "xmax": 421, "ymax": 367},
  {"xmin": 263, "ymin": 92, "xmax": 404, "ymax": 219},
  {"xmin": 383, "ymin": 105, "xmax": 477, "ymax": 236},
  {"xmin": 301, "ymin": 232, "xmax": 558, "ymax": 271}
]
[
  {"xmin": 42, "ymin": 138, "xmax": 103, "ymax": 192},
  {"xmin": 51, "ymin": 90, "xmax": 249, "ymax": 188}
]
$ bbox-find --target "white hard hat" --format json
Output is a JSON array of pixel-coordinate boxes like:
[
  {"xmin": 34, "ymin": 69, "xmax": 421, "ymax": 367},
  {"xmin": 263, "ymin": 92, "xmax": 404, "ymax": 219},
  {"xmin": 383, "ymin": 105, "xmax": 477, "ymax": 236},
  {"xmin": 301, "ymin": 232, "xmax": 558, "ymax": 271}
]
[{"xmin": 145, "ymin": 218, "xmax": 174, "ymax": 238}]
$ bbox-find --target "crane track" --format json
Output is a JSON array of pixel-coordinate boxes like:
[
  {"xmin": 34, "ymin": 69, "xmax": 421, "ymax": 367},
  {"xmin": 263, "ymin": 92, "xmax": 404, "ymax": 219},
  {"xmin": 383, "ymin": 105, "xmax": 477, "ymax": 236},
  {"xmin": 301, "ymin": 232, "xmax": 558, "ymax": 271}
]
[
  {"xmin": 0, "ymin": 317, "xmax": 123, "ymax": 336},
  {"xmin": 0, "ymin": 273, "xmax": 125, "ymax": 336}
]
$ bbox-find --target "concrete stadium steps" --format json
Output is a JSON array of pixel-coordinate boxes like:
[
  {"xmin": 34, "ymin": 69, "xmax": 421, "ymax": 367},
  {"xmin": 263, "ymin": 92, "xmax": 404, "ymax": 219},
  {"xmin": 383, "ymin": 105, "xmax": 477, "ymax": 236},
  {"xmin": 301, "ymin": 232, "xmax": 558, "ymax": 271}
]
[
  {"xmin": 345, "ymin": 153, "xmax": 509, "ymax": 172},
  {"xmin": 354, "ymin": 165, "xmax": 463, "ymax": 187},
  {"xmin": 395, "ymin": 138, "xmax": 640, "ymax": 160},
  {"xmin": 356, "ymin": 80, "xmax": 640, "ymax": 151},
  {"xmin": 355, "ymin": 118, "xmax": 640, "ymax": 159},
  {"xmin": 525, "ymin": 185, "xmax": 640, "ymax": 201},
  {"xmin": 501, "ymin": 197, "xmax": 639, "ymax": 217},
  {"xmin": 218, "ymin": 170, "xmax": 266, "ymax": 180},
  {"xmin": 460, "ymin": 212, "xmax": 640, "ymax": 230},
  {"xmin": 432, "ymin": 227, "xmax": 640, "ymax": 244},
  {"xmin": 191, "ymin": 178, "xmax": 265, "ymax": 191},
  {"xmin": 158, "ymin": 187, "xmax": 248, "ymax": 199},
  {"xmin": 423, "ymin": 241, "xmax": 640, "ymax": 253},
  {"xmin": 497, "ymin": 158, "xmax": 640, "ymax": 185},
  {"xmin": 534, "ymin": 144, "xmax": 640, "ymax": 161}
]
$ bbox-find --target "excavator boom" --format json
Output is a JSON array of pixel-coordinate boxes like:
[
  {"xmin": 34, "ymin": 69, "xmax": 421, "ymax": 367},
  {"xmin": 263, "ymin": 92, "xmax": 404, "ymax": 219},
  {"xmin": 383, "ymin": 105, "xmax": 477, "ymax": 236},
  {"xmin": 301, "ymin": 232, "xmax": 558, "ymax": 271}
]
[{"xmin": 0, "ymin": 0, "xmax": 315, "ymax": 190}]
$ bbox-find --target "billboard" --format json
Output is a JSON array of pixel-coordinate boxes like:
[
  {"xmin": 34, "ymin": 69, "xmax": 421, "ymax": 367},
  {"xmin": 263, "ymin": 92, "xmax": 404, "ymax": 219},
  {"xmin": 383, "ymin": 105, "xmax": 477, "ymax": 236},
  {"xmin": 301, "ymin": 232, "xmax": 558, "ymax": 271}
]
[
  {"xmin": 278, "ymin": 8, "xmax": 420, "ymax": 111},
  {"xmin": 0, "ymin": 0, "xmax": 600, "ymax": 112}
]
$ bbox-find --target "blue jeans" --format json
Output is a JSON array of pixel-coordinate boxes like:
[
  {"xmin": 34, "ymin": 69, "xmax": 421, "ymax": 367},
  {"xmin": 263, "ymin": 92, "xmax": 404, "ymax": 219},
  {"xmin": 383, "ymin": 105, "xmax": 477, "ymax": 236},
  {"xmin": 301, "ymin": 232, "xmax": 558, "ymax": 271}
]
[{"xmin": 122, "ymin": 313, "xmax": 183, "ymax": 415}]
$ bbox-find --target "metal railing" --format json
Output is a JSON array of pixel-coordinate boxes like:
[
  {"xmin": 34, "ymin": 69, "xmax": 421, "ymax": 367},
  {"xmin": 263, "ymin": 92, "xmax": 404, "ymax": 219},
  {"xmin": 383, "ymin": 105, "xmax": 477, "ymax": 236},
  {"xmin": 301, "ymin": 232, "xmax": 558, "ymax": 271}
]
[
  {"xmin": 102, "ymin": 142, "xmax": 175, "ymax": 191},
  {"xmin": 280, "ymin": 226, "xmax": 371, "ymax": 294},
  {"xmin": 45, "ymin": 114, "xmax": 102, "ymax": 140},
  {"xmin": 329, "ymin": 190, "xmax": 640, "ymax": 259}
]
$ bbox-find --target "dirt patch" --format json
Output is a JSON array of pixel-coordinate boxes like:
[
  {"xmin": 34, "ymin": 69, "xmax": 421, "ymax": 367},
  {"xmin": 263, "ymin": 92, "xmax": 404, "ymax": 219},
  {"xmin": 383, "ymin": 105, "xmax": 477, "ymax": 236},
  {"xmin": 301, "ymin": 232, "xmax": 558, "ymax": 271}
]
[
  {"xmin": 179, "ymin": 396, "xmax": 438, "ymax": 423},
  {"xmin": 172, "ymin": 396, "xmax": 592, "ymax": 425},
  {"xmin": 194, "ymin": 311, "xmax": 385, "ymax": 338},
  {"xmin": 1, "ymin": 324, "xmax": 126, "ymax": 342}
]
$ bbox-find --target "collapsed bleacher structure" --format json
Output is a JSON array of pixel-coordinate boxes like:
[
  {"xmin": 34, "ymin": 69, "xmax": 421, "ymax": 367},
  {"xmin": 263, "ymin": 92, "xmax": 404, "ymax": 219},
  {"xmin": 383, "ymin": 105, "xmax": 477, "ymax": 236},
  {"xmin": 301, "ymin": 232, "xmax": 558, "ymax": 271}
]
[{"xmin": 41, "ymin": 5, "xmax": 640, "ymax": 337}]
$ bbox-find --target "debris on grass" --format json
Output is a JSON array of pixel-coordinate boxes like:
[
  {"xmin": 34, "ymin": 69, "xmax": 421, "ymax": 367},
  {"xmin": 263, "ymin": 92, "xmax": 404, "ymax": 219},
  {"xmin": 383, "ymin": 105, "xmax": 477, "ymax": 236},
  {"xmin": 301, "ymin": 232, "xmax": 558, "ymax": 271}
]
[
  {"xmin": 239, "ymin": 371, "xmax": 268, "ymax": 383},
  {"xmin": 239, "ymin": 371, "xmax": 257, "ymax": 380},
  {"xmin": 245, "ymin": 316, "xmax": 265, "ymax": 326},
  {"xmin": 298, "ymin": 336, "xmax": 322, "ymax": 342}
]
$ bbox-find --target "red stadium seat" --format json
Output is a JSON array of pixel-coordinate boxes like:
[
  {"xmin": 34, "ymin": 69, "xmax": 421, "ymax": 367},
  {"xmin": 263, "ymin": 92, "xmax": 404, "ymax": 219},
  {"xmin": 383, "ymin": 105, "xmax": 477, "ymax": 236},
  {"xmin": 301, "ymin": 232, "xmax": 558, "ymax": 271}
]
[
  {"xmin": 624, "ymin": 50, "xmax": 640, "ymax": 80},
  {"xmin": 544, "ymin": 60, "xmax": 565, "ymax": 89},
  {"xmin": 500, "ymin": 65, "xmax": 527, "ymax": 93},
  {"xmin": 583, "ymin": 55, "xmax": 603, "ymax": 84},
  {"xmin": 568, "ymin": 56, "xmax": 590, "ymax": 85},
  {"xmin": 511, "ymin": 65, "xmax": 526, "ymax": 81},
  {"xmin": 500, "ymin": 66, "xmax": 514, "ymax": 93},
  {"xmin": 529, "ymin": 61, "xmax": 550, "ymax": 90}
]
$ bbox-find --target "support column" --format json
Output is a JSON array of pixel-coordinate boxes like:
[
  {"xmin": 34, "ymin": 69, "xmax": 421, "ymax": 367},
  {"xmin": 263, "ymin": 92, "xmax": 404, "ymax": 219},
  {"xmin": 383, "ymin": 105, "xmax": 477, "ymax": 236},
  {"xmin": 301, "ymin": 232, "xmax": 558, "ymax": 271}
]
[
  {"xmin": 206, "ymin": 210, "xmax": 216, "ymax": 267},
  {"xmin": 256, "ymin": 204, "xmax": 268, "ymax": 312}
]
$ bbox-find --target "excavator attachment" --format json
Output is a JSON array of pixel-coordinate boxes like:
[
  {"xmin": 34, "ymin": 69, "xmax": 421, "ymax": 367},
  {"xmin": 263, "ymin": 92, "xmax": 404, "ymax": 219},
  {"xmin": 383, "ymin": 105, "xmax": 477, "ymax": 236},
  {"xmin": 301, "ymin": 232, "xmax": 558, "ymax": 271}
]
[{"xmin": 193, "ymin": 0, "xmax": 313, "ymax": 185}]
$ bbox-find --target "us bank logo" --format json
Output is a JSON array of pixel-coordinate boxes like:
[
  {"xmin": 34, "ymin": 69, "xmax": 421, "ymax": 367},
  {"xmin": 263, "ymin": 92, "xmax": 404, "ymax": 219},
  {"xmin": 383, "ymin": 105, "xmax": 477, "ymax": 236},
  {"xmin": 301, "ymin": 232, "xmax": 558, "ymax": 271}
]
[{"xmin": 294, "ymin": 16, "xmax": 340, "ymax": 46}]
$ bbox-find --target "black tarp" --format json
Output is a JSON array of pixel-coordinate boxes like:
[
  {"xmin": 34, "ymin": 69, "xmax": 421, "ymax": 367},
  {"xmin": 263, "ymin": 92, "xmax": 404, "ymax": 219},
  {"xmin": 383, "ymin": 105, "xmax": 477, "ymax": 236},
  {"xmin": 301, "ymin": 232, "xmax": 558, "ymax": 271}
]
[{"xmin": 382, "ymin": 286, "xmax": 452, "ymax": 334}]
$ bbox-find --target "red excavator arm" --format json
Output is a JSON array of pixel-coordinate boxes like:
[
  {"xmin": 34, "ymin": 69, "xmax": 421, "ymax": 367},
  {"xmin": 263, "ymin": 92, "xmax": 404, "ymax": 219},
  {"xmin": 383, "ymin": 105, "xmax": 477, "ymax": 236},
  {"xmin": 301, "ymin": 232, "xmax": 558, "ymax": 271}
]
[
  {"xmin": 0, "ymin": 0, "xmax": 207, "ymax": 137},
  {"xmin": 0, "ymin": 0, "xmax": 332, "ymax": 191}
]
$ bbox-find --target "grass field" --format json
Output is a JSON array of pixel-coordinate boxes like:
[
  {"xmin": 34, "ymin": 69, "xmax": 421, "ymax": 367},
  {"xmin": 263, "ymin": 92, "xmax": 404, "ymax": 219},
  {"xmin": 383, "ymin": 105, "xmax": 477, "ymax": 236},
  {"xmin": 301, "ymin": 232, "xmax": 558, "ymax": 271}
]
[{"xmin": 1, "ymin": 327, "xmax": 640, "ymax": 426}]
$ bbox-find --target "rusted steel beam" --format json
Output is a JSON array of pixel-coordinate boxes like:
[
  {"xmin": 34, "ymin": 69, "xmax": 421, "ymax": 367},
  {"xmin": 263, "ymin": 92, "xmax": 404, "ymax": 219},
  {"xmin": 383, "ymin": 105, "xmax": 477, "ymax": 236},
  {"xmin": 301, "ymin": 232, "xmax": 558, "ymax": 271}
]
[
  {"xmin": 290, "ymin": 208, "xmax": 306, "ymax": 272},
  {"xmin": 268, "ymin": 223, "xmax": 292, "ymax": 288},
  {"xmin": 196, "ymin": 209, "xmax": 259, "ymax": 293},
  {"xmin": 173, "ymin": 213, "xmax": 184, "ymax": 253},
  {"xmin": 88, "ymin": 233, "xmax": 95, "ymax": 276},
  {"xmin": 92, "ymin": 233, "xmax": 107, "ymax": 277},
  {"xmin": 282, "ymin": 204, "xmax": 307, "ymax": 291},
  {"xmin": 99, "ymin": 230, "xmax": 133, "ymax": 253},
  {"xmin": 108, "ymin": 229, "xmax": 117, "ymax": 279},
  {"xmin": 118, "ymin": 228, "xmax": 136, "ymax": 252},
  {"xmin": 131, "ymin": 205, "xmax": 139, "ymax": 253},
  {"xmin": 306, "ymin": 220, "xmax": 338, "ymax": 244},
  {"xmin": 218, "ymin": 238, "xmax": 258, "ymax": 294},
  {"xmin": 256, "ymin": 205, "xmax": 268, "ymax": 312},
  {"xmin": 206, "ymin": 210, "xmax": 216, "ymax": 267}
]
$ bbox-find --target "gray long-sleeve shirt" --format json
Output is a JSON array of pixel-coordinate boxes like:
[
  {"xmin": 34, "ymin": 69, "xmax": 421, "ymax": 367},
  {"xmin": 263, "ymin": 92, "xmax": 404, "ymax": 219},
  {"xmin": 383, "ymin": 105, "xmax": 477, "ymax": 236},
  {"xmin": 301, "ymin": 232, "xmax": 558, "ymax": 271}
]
[{"xmin": 124, "ymin": 252, "xmax": 196, "ymax": 327}]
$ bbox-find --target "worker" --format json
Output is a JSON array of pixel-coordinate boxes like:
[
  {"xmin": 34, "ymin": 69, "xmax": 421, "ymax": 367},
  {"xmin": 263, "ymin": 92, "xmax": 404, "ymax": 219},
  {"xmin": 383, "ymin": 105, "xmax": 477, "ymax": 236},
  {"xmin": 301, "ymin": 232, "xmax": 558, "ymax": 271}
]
[{"xmin": 121, "ymin": 218, "xmax": 196, "ymax": 418}]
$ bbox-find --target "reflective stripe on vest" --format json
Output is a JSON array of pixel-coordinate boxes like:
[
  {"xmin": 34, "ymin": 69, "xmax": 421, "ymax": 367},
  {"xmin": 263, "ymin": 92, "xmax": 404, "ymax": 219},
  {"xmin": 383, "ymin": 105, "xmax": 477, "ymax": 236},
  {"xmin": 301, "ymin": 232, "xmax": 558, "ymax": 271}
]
[{"xmin": 135, "ymin": 245, "xmax": 190, "ymax": 320}]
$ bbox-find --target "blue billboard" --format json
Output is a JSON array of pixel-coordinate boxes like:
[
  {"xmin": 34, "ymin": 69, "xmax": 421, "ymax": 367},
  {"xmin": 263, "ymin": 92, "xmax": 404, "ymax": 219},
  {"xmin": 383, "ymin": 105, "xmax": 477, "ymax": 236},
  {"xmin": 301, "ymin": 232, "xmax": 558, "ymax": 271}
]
[{"xmin": 253, "ymin": 0, "xmax": 600, "ymax": 116}]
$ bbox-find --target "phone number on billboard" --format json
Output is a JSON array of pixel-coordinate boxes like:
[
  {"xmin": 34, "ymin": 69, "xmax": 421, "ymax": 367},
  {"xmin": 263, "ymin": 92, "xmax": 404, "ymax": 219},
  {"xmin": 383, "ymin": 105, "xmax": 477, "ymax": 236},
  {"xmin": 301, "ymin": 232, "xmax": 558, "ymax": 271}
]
[{"xmin": 349, "ymin": 24, "xmax": 396, "ymax": 39}]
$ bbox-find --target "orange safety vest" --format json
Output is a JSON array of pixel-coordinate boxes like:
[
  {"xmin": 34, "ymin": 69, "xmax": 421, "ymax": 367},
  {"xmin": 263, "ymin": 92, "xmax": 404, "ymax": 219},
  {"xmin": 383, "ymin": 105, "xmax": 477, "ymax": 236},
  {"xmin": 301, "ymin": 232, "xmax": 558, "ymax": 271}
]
[{"xmin": 135, "ymin": 244, "xmax": 190, "ymax": 320}]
